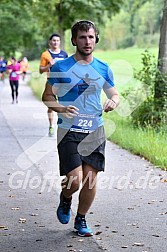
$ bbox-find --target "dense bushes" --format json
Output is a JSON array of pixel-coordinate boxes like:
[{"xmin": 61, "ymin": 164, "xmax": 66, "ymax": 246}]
[{"xmin": 123, "ymin": 51, "xmax": 166, "ymax": 128}]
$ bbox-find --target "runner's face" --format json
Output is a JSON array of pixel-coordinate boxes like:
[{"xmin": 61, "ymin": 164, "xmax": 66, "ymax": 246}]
[
  {"xmin": 49, "ymin": 36, "xmax": 61, "ymax": 50},
  {"xmin": 10, "ymin": 58, "xmax": 16, "ymax": 64},
  {"xmin": 74, "ymin": 28, "xmax": 96, "ymax": 56}
]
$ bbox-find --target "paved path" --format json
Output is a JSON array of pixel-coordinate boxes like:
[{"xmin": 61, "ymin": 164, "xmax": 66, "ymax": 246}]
[{"xmin": 0, "ymin": 76, "xmax": 167, "ymax": 252}]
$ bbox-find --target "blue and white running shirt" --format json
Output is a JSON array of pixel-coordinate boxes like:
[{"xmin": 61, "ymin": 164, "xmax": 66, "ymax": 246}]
[{"xmin": 48, "ymin": 55, "xmax": 115, "ymax": 132}]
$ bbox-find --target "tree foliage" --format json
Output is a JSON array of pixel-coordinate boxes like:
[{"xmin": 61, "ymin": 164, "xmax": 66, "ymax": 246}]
[
  {"xmin": 0, "ymin": 0, "xmax": 39, "ymax": 57},
  {"xmin": 105, "ymin": 0, "xmax": 163, "ymax": 49},
  {"xmin": 33, "ymin": 0, "xmax": 123, "ymax": 46}
]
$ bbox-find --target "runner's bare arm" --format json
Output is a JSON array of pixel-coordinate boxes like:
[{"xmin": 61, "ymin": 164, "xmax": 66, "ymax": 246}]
[
  {"xmin": 39, "ymin": 56, "xmax": 54, "ymax": 74},
  {"xmin": 42, "ymin": 82, "xmax": 79, "ymax": 118},
  {"xmin": 39, "ymin": 65, "xmax": 51, "ymax": 74},
  {"xmin": 103, "ymin": 86, "xmax": 120, "ymax": 112},
  {"xmin": 39, "ymin": 61, "xmax": 54, "ymax": 74}
]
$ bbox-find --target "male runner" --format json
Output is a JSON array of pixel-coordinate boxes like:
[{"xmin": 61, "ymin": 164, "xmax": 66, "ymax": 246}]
[
  {"xmin": 39, "ymin": 33, "xmax": 68, "ymax": 136},
  {"xmin": 42, "ymin": 21, "xmax": 119, "ymax": 236}
]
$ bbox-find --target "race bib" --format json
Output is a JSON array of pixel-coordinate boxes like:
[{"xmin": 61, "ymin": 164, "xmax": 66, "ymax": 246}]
[
  {"xmin": 2, "ymin": 63, "xmax": 6, "ymax": 67},
  {"xmin": 71, "ymin": 114, "xmax": 98, "ymax": 133},
  {"xmin": 11, "ymin": 72, "xmax": 17, "ymax": 77}
]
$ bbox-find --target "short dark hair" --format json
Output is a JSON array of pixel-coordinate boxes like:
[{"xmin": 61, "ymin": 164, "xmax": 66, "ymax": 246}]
[
  {"xmin": 49, "ymin": 33, "xmax": 61, "ymax": 40},
  {"xmin": 11, "ymin": 56, "xmax": 16, "ymax": 61},
  {"xmin": 71, "ymin": 20, "xmax": 98, "ymax": 39}
]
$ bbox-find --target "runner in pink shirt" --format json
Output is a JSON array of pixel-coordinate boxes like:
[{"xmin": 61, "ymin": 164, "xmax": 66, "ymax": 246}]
[{"xmin": 7, "ymin": 57, "xmax": 21, "ymax": 103}]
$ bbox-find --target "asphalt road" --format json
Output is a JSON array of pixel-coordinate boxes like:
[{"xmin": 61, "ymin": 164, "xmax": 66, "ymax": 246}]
[{"xmin": 0, "ymin": 76, "xmax": 167, "ymax": 252}]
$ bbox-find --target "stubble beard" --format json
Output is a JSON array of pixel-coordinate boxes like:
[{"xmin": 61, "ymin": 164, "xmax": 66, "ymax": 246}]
[{"xmin": 77, "ymin": 47, "xmax": 94, "ymax": 57}]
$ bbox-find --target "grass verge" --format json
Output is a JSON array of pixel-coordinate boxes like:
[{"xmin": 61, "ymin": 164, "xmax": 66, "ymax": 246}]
[{"xmin": 103, "ymin": 112, "xmax": 167, "ymax": 169}]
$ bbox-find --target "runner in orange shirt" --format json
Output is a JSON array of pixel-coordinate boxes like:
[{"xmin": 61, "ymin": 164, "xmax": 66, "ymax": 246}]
[
  {"xmin": 20, "ymin": 57, "xmax": 29, "ymax": 81},
  {"xmin": 39, "ymin": 33, "xmax": 68, "ymax": 137}
]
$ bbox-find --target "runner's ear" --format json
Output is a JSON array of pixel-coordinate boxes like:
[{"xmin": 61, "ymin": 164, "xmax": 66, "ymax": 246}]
[
  {"xmin": 95, "ymin": 33, "xmax": 99, "ymax": 44},
  {"xmin": 71, "ymin": 38, "xmax": 76, "ymax": 46}
]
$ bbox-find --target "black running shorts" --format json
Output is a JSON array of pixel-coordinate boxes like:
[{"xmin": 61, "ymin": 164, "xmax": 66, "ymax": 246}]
[{"xmin": 57, "ymin": 126, "xmax": 106, "ymax": 176}]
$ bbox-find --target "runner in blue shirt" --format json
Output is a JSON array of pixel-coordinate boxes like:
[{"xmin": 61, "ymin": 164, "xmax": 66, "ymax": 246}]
[
  {"xmin": 42, "ymin": 20, "xmax": 120, "ymax": 237},
  {"xmin": 0, "ymin": 56, "xmax": 7, "ymax": 82}
]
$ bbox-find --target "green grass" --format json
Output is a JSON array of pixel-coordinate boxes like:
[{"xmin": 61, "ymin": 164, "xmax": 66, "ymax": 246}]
[
  {"xmin": 103, "ymin": 112, "xmax": 167, "ymax": 169},
  {"xmin": 28, "ymin": 60, "xmax": 46, "ymax": 99},
  {"xmin": 94, "ymin": 47, "xmax": 158, "ymax": 67},
  {"xmin": 28, "ymin": 47, "xmax": 166, "ymax": 170}
]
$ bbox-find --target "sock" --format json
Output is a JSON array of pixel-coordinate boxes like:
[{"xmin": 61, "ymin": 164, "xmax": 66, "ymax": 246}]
[
  {"xmin": 76, "ymin": 212, "xmax": 85, "ymax": 220},
  {"xmin": 61, "ymin": 192, "xmax": 72, "ymax": 203}
]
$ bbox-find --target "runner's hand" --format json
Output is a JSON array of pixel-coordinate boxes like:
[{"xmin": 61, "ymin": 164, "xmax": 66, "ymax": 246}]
[
  {"xmin": 103, "ymin": 99, "xmax": 117, "ymax": 112},
  {"xmin": 63, "ymin": 105, "xmax": 79, "ymax": 118}
]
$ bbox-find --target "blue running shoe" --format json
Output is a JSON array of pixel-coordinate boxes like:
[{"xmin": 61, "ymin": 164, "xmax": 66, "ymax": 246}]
[
  {"xmin": 74, "ymin": 217, "xmax": 93, "ymax": 237},
  {"xmin": 57, "ymin": 192, "xmax": 71, "ymax": 224}
]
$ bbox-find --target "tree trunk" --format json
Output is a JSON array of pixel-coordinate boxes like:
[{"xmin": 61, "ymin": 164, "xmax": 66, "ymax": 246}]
[
  {"xmin": 55, "ymin": 1, "xmax": 65, "ymax": 49},
  {"xmin": 154, "ymin": 0, "xmax": 167, "ymax": 117},
  {"xmin": 157, "ymin": 0, "xmax": 167, "ymax": 73}
]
